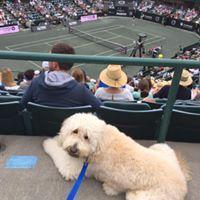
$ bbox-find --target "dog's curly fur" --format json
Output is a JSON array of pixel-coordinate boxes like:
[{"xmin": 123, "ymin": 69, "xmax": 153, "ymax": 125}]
[{"xmin": 43, "ymin": 113, "xmax": 189, "ymax": 200}]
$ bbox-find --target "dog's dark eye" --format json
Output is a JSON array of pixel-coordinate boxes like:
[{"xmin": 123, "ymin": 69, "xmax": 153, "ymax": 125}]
[
  {"xmin": 84, "ymin": 135, "xmax": 89, "ymax": 140},
  {"xmin": 73, "ymin": 129, "xmax": 78, "ymax": 134}
]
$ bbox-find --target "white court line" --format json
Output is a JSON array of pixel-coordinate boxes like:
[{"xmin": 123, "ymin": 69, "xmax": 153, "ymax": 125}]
[
  {"xmin": 109, "ymin": 37, "xmax": 166, "ymax": 57},
  {"xmin": 122, "ymin": 26, "xmax": 161, "ymax": 37},
  {"xmin": 92, "ymin": 35, "xmax": 163, "ymax": 56},
  {"xmin": 7, "ymin": 25, "xmax": 122, "ymax": 49},
  {"xmin": 47, "ymin": 35, "xmax": 121, "ymax": 49},
  {"xmin": 72, "ymin": 36, "xmax": 166, "ymax": 67},
  {"xmin": 104, "ymin": 30, "xmax": 133, "ymax": 41},
  {"xmin": 5, "ymin": 46, "xmax": 11, "ymax": 51},
  {"xmin": 27, "ymin": 61, "xmax": 42, "ymax": 69},
  {"xmin": 45, "ymin": 42, "xmax": 53, "ymax": 47},
  {"xmin": 11, "ymin": 26, "xmax": 124, "ymax": 50},
  {"xmin": 104, "ymin": 30, "xmax": 161, "ymax": 44},
  {"xmin": 5, "ymin": 45, "xmax": 42, "ymax": 70}
]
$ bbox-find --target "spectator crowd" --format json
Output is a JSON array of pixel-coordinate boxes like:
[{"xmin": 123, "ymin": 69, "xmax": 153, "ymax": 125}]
[
  {"xmin": 0, "ymin": 42, "xmax": 199, "ymax": 109},
  {"xmin": 0, "ymin": 0, "xmax": 199, "ymax": 28},
  {"xmin": 1, "ymin": 0, "xmax": 104, "ymax": 28},
  {"xmin": 134, "ymin": 0, "xmax": 199, "ymax": 22}
]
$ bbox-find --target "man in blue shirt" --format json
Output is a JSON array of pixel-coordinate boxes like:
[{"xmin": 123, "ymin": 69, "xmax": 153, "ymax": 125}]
[{"xmin": 20, "ymin": 43, "xmax": 101, "ymax": 109}]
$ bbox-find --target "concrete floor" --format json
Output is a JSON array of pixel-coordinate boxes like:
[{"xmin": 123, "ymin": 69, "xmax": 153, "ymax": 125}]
[{"xmin": 0, "ymin": 135, "xmax": 199, "ymax": 200}]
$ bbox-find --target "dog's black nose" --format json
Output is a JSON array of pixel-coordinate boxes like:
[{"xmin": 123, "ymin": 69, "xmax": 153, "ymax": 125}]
[{"xmin": 69, "ymin": 144, "xmax": 78, "ymax": 154}]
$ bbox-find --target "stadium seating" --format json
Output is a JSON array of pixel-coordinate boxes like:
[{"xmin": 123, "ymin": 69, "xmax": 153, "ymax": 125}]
[
  {"xmin": 103, "ymin": 101, "xmax": 151, "ymax": 110},
  {"xmin": 0, "ymin": 90, "xmax": 9, "ymax": 95},
  {"xmin": 26, "ymin": 103, "xmax": 93, "ymax": 136},
  {"xmin": 0, "ymin": 95, "xmax": 22, "ymax": 103},
  {"xmin": 0, "ymin": 101, "xmax": 26, "ymax": 135},
  {"xmin": 167, "ymin": 109, "xmax": 200, "ymax": 142},
  {"xmin": 173, "ymin": 105, "xmax": 200, "ymax": 114},
  {"xmin": 155, "ymin": 98, "xmax": 168, "ymax": 104},
  {"xmin": 96, "ymin": 106, "xmax": 163, "ymax": 140},
  {"xmin": 143, "ymin": 101, "xmax": 163, "ymax": 109}
]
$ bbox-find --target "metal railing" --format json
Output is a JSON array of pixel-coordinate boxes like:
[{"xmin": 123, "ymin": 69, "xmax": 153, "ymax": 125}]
[{"xmin": 0, "ymin": 50, "xmax": 200, "ymax": 142}]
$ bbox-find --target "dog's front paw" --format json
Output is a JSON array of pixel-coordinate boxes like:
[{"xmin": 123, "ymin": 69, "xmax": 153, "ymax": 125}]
[
  {"xmin": 103, "ymin": 183, "xmax": 119, "ymax": 196},
  {"xmin": 57, "ymin": 166, "xmax": 78, "ymax": 181},
  {"xmin": 43, "ymin": 138, "xmax": 57, "ymax": 154},
  {"xmin": 63, "ymin": 173, "xmax": 77, "ymax": 181}
]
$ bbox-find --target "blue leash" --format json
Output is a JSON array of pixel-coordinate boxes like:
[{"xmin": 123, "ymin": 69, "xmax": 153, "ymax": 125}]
[{"xmin": 66, "ymin": 162, "xmax": 88, "ymax": 200}]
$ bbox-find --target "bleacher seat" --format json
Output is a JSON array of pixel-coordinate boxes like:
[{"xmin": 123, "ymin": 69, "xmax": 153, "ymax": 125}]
[
  {"xmin": 0, "ymin": 90, "xmax": 9, "ymax": 95},
  {"xmin": 143, "ymin": 101, "xmax": 163, "ymax": 109},
  {"xmin": 167, "ymin": 109, "xmax": 200, "ymax": 142},
  {"xmin": 103, "ymin": 101, "xmax": 151, "ymax": 110},
  {"xmin": 0, "ymin": 95, "xmax": 22, "ymax": 103},
  {"xmin": 96, "ymin": 106, "xmax": 163, "ymax": 140},
  {"xmin": 155, "ymin": 98, "xmax": 168, "ymax": 103},
  {"xmin": 173, "ymin": 105, "xmax": 200, "ymax": 114},
  {"xmin": 0, "ymin": 101, "xmax": 26, "ymax": 135},
  {"xmin": 27, "ymin": 102, "xmax": 93, "ymax": 136}
]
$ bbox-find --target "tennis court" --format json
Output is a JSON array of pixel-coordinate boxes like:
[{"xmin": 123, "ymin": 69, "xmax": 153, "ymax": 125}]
[{"xmin": 0, "ymin": 16, "xmax": 199, "ymax": 79}]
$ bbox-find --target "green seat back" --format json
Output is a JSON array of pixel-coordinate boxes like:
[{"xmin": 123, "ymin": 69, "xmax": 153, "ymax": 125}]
[
  {"xmin": 96, "ymin": 106, "xmax": 163, "ymax": 140},
  {"xmin": 167, "ymin": 109, "xmax": 200, "ymax": 142},
  {"xmin": 0, "ymin": 101, "xmax": 25, "ymax": 135},
  {"xmin": 143, "ymin": 101, "xmax": 163, "ymax": 109},
  {"xmin": 27, "ymin": 102, "xmax": 93, "ymax": 136},
  {"xmin": 173, "ymin": 105, "xmax": 200, "ymax": 114},
  {"xmin": 103, "ymin": 101, "xmax": 151, "ymax": 110},
  {"xmin": 155, "ymin": 98, "xmax": 168, "ymax": 103},
  {"xmin": 0, "ymin": 95, "xmax": 22, "ymax": 103}
]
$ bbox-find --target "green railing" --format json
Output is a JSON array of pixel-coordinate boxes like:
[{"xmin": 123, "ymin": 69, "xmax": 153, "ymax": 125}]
[{"xmin": 0, "ymin": 50, "xmax": 200, "ymax": 142}]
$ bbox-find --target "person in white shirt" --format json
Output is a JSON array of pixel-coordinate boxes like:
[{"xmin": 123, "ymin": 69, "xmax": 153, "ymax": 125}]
[{"xmin": 95, "ymin": 64, "xmax": 133, "ymax": 101}]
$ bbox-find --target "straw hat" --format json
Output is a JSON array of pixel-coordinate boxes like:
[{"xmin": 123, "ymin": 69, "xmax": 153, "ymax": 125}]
[
  {"xmin": 170, "ymin": 69, "xmax": 193, "ymax": 87},
  {"xmin": 179, "ymin": 69, "xmax": 193, "ymax": 87},
  {"xmin": 1, "ymin": 68, "xmax": 16, "ymax": 87},
  {"xmin": 99, "ymin": 64, "xmax": 127, "ymax": 88}
]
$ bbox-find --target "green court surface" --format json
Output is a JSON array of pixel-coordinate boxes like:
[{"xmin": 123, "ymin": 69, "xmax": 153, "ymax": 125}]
[{"xmin": 0, "ymin": 16, "xmax": 199, "ymax": 79}]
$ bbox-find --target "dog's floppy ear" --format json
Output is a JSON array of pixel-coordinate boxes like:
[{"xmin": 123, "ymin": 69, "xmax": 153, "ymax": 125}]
[
  {"xmin": 56, "ymin": 118, "xmax": 72, "ymax": 146},
  {"xmin": 91, "ymin": 119, "xmax": 108, "ymax": 154},
  {"xmin": 56, "ymin": 134, "xmax": 65, "ymax": 146}
]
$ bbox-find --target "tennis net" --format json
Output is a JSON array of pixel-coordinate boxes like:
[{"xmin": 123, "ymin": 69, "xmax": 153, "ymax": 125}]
[{"xmin": 69, "ymin": 26, "xmax": 127, "ymax": 54}]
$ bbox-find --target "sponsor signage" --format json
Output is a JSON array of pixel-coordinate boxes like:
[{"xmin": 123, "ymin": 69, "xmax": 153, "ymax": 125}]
[
  {"xmin": 135, "ymin": 10, "xmax": 197, "ymax": 33},
  {"xmin": 31, "ymin": 23, "xmax": 50, "ymax": 32},
  {"xmin": 80, "ymin": 14, "xmax": 97, "ymax": 22},
  {"xmin": 116, "ymin": 6, "xmax": 129, "ymax": 16},
  {"xmin": 140, "ymin": 12, "xmax": 162, "ymax": 23},
  {"xmin": 169, "ymin": 18, "xmax": 195, "ymax": 31},
  {"xmin": 116, "ymin": 12, "xmax": 127, "ymax": 16},
  {"xmin": 0, "ymin": 25, "xmax": 19, "ymax": 35},
  {"xmin": 36, "ymin": 25, "xmax": 47, "ymax": 31},
  {"xmin": 171, "ymin": 19, "xmax": 177, "ymax": 26},
  {"xmin": 143, "ymin": 14, "xmax": 153, "ymax": 20},
  {"xmin": 108, "ymin": 9, "xmax": 116, "ymax": 15},
  {"xmin": 118, "ymin": 0, "xmax": 126, "ymax": 5},
  {"xmin": 69, "ymin": 21, "xmax": 78, "ymax": 26}
]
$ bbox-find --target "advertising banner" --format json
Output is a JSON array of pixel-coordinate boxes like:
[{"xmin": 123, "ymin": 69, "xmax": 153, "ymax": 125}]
[
  {"xmin": 108, "ymin": 9, "xmax": 116, "ymax": 15},
  {"xmin": 168, "ymin": 18, "xmax": 195, "ymax": 31},
  {"xmin": 116, "ymin": 6, "xmax": 128, "ymax": 16},
  {"xmin": 0, "ymin": 25, "xmax": 19, "ymax": 35},
  {"xmin": 135, "ymin": 10, "xmax": 197, "ymax": 32},
  {"xmin": 80, "ymin": 14, "xmax": 97, "ymax": 22},
  {"xmin": 137, "ymin": 11, "xmax": 163, "ymax": 24},
  {"xmin": 30, "ymin": 21, "xmax": 50, "ymax": 32}
]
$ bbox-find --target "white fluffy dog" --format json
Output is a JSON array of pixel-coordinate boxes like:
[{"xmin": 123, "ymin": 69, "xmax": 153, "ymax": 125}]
[{"xmin": 43, "ymin": 113, "xmax": 190, "ymax": 200}]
